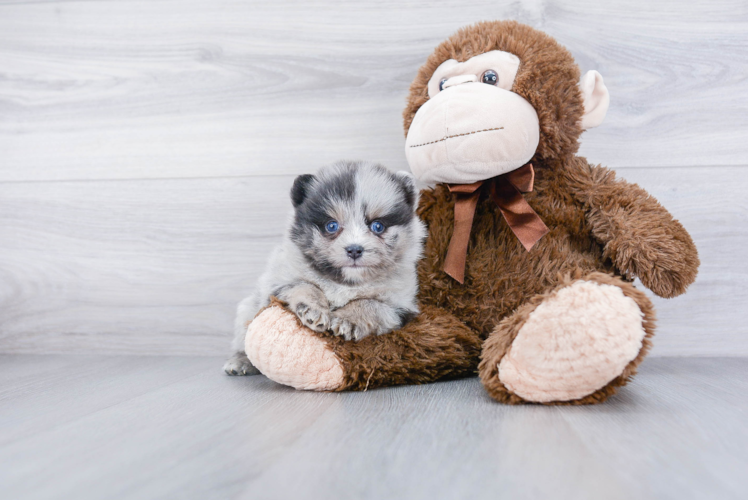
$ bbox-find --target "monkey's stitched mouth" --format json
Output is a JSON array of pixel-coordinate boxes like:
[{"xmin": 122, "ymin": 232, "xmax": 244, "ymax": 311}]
[{"xmin": 409, "ymin": 127, "xmax": 504, "ymax": 148}]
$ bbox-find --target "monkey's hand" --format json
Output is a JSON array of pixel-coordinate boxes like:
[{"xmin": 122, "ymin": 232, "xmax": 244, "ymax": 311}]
[
  {"xmin": 575, "ymin": 163, "xmax": 700, "ymax": 298},
  {"xmin": 330, "ymin": 299, "xmax": 414, "ymax": 341},
  {"xmin": 602, "ymin": 218, "xmax": 699, "ymax": 298}
]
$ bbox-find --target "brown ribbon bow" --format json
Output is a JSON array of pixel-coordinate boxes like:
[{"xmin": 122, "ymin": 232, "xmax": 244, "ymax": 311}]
[{"xmin": 443, "ymin": 163, "xmax": 549, "ymax": 284}]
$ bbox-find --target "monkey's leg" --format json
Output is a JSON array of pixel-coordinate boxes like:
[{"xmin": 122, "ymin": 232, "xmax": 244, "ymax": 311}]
[
  {"xmin": 479, "ymin": 272, "xmax": 656, "ymax": 405},
  {"xmin": 332, "ymin": 305, "xmax": 482, "ymax": 390},
  {"xmin": 245, "ymin": 302, "xmax": 482, "ymax": 391}
]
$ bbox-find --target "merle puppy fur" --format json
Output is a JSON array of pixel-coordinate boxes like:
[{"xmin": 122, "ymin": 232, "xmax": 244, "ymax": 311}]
[{"xmin": 224, "ymin": 161, "xmax": 426, "ymax": 376}]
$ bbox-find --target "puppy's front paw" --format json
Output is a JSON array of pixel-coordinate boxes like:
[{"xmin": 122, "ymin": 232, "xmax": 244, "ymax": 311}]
[
  {"xmin": 295, "ymin": 302, "xmax": 330, "ymax": 332},
  {"xmin": 330, "ymin": 315, "xmax": 373, "ymax": 341}
]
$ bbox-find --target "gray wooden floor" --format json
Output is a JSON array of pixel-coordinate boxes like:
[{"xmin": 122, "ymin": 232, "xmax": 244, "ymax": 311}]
[{"xmin": 1, "ymin": 355, "xmax": 746, "ymax": 500}]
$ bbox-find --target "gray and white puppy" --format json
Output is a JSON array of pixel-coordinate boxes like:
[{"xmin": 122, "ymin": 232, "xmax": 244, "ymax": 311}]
[{"xmin": 224, "ymin": 160, "xmax": 426, "ymax": 376}]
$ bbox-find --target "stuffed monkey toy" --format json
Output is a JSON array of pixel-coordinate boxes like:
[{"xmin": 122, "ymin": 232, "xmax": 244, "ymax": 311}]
[{"xmin": 244, "ymin": 21, "xmax": 699, "ymax": 404}]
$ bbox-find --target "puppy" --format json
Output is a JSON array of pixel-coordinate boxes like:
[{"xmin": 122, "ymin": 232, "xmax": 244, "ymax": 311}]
[{"xmin": 224, "ymin": 160, "xmax": 426, "ymax": 375}]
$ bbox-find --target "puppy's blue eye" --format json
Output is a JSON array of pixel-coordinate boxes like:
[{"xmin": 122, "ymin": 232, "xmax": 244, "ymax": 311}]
[
  {"xmin": 439, "ymin": 78, "xmax": 448, "ymax": 91},
  {"xmin": 325, "ymin": 221, "xmax": 339, "ymax": 233},
  {"xmin": 370, "ymin": 221, "xmax": 385, "ymax": 234}
]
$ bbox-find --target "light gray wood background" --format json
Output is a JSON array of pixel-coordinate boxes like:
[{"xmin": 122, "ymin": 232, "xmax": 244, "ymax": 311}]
[{"xmin": 1, "ymin": 0, "xmax": 747, "ymax": 356}]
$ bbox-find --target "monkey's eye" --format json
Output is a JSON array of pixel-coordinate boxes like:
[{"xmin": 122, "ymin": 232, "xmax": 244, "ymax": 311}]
[
  {"xmin": 438, "ymin": 78, "xmax": 448, "ymax": 91},
  {"xmin": 325, "ymin": 220, "xmax": 339, "ymax": 233},
  {"xmin": 370, "ymin": 221, "xmax": 385, "ymax": 234},
  {"xmin": 481, "ymin": 70, "xmax": 498, "ymax": 85}
]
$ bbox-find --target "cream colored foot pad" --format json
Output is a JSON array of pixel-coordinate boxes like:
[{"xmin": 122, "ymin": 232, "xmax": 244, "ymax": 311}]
[
  {"xmin": 499, "ymin": 281, "xmax": 645, "ymax": 402},
  {"xmin": 246, "ymin": 306, "xmax": 344, "ymax": 391}
]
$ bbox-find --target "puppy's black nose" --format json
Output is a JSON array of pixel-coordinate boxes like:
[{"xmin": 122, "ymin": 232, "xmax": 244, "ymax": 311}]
[{"xmin": 346, "ymin": 245, "xmax": 364, "ymax": 260}]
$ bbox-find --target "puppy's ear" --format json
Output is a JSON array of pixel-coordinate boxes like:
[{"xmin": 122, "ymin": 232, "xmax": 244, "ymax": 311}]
[
  {"xmin": 394, "ymin": 170, "xmax": 418, "ymax": 209},
  {"xmin": 290, "ymin": 174, "xmax": 315, "ymax": 207}
]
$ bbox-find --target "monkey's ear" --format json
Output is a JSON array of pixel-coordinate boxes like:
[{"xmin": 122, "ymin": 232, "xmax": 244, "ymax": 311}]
[
  {"xmin": 395, "ymin": 170, "xmax": 418, "ymax": 209},
  {"xmin": 579, "ymin": 70, "xmax": 610, "ymax": 130},
  {"xmin": 290, "ymin": 174, "xmax": 315, "ymax": 207}
]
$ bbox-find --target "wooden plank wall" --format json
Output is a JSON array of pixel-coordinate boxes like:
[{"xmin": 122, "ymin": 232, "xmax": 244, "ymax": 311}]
[{"xmin": 1, "ymin": 0, "xmax": 746, "ymax": 356}]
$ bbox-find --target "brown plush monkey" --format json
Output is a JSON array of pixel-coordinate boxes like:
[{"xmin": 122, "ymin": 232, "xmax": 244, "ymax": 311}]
[{"xmin": 244, "ymin": 21, "xmax": 699, "ymax": 404}]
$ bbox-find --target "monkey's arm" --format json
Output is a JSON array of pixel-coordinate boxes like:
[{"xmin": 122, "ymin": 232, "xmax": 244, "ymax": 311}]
[{"xmin": 568, "ymin": 159, "xmax": 699, "ymax": 298}]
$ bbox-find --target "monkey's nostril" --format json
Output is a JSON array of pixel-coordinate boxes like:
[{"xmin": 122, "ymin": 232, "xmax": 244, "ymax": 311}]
[{"xmin": 345, "ymin": 245, "xmax": 364, "ymax": 260}]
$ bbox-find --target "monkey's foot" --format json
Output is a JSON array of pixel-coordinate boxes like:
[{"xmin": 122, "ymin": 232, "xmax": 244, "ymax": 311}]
[
  {"xmin": 245, "ymin": 305, "xmax": 344, "ymax": 391},
  {"xmin": 480, "ymin": 274, "xmax": 654, "ymax": 404}
]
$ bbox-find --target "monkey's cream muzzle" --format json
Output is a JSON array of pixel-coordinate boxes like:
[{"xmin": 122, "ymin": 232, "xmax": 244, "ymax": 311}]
[{"xmin": 405, "ymin": 81, "xmax": 540, "ymax": 185}]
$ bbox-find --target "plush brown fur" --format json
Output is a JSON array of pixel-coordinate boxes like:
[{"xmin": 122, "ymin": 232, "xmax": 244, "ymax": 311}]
[
  {"xmin": 330, "ymin": 305, "xmax": 483, "ymax": 391},
  {"xmin": 271, "ymin": 21, "xmax": 699, "ymax": 404}
]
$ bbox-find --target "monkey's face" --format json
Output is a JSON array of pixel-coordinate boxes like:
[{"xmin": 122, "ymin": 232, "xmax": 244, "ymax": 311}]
[
  {"xmin": 404, "ymin": 22, "xmax": 610, "ymax": 186},
  {"xmin": 406, "ymin": 51, "xmax": 540, "ymax": 185}
]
